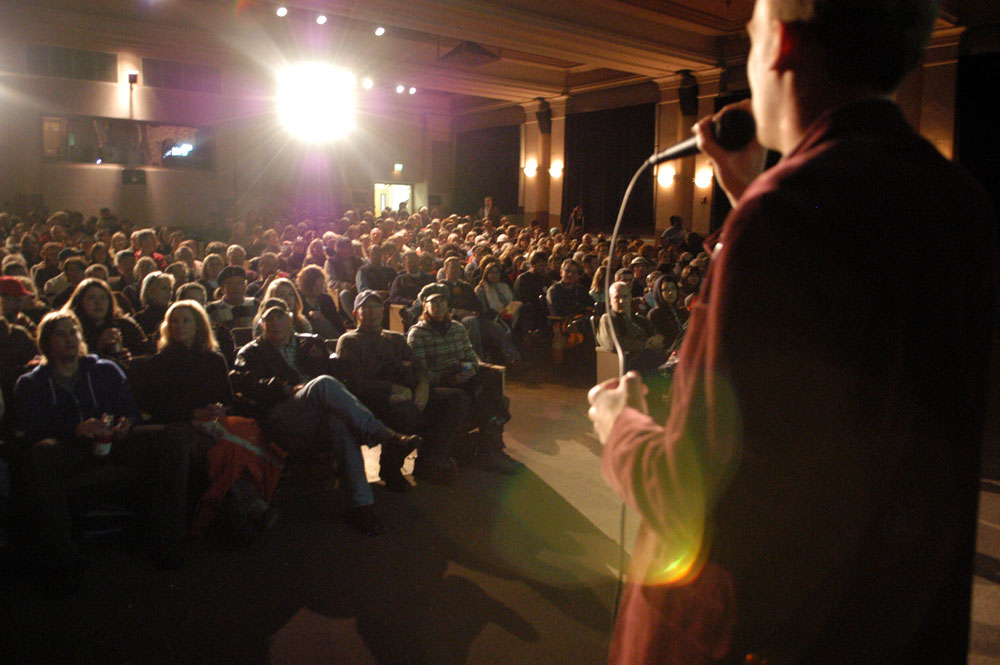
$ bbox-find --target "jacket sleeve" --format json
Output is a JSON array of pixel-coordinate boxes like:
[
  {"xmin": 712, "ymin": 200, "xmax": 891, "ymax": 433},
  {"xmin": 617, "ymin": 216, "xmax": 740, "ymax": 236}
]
[{"xmin": 601, "ymin": 406, "xmax": 711, "ymax": 586}]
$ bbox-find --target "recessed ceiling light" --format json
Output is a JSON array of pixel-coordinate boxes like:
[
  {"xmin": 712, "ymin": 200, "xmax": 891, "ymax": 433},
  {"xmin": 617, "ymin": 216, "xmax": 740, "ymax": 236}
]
[
  {"xmin": 276, "ymin": 6, "xmax": 287, "ymax": 17},
  {"xmin": 374, "ymin": 26, "xmax": 385, "ymax": 36},
  {"xmin": 316, "ymin": 15, "xmax": 327, "ymax": 25}
]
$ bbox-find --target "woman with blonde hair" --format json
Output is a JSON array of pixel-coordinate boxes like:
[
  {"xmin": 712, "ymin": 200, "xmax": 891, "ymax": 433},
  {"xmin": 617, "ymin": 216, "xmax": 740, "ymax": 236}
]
[
  {"xmin": 253, "ymin": 277, "xmax": 310, "ymax": 336},
  {"xmin": 144, "ymin": 301, "xmax": 231, "ymax": 425}
]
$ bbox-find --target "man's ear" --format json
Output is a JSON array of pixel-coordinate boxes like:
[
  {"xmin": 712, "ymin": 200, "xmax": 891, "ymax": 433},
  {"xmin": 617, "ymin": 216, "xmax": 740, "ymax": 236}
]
[{"xmin": 772, "ymin": 20, "xmax": 803, "ymax": 74}]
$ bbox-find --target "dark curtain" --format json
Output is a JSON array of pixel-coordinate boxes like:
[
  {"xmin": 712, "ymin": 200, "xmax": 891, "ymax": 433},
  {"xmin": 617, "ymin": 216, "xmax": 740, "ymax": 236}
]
[
  {"xmin": 562, "ymin": 103, "xmax": 655, "ymax": 235},
  {"xmin": 453, "ymin": 125, "xmax": 520, "ymax": 218},
  {"xmin": 957, "ymin": 51, "xmax": 1000, "ymax": 226}
]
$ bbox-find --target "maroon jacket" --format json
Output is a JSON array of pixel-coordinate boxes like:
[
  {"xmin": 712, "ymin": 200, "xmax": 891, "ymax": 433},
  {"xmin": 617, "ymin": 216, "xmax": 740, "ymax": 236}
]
[{"xmin": 603, "ymin": 100, "xmax": 996, "ymax": 664}]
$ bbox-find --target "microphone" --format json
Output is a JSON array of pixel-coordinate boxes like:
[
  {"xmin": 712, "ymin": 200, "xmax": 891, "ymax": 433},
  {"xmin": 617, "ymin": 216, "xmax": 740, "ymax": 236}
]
[{"xmin": 646, "ymin": 107, "xmax": 756, "ymax": 166}]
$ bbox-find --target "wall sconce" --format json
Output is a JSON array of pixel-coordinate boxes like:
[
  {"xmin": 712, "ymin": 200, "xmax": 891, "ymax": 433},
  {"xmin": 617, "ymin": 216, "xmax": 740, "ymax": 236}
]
[
  {"xmin": 128, "ymin": 71, "xmax": 139, "ymax": 85},
  {"xmin": 523, "ymin": 158, "xmax": 537, "ymax": 177},
  {"xmin": 694, "ymin": 166, "xmax": 714, "ymax": 189},
  {"xmin": 657, "ymin": 164, "xmax": 675, "ymax": 187},
  {"xmin": 548, "ymin": 159, "xmax": 563, "ymax": 178}
]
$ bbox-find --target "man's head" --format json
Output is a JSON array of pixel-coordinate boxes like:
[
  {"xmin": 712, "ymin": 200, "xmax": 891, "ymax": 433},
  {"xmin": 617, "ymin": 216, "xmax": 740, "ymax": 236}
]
[
  {"xmin": 443, "ymin": 256, "xmax": 464, "ymax": 282},
  {"xmin": 226, "ymin": 244, "xmax": 246, "ymax": 267},
  {"xmin": 559, "ymin": 259, "xmax": 582, "ymax": 285},
  {"xmin": 354, "ymin": 290, "xmax": 384, "ymax": 333},
  {"xmin": 38, "ymin": 310, "xmax": 87, "ymax": 363},
  {"xmin": 261, "ymin": 303, "xmax": 293, "ymax": 346},
  {"xmin": 528, "ymin": 250, "xmax": 548, "ymax": 274},
  {"xmin": 0, "ymin": 275, "xmax": 30, "ymax": 318},
  {"xmin": 609, "ymin": 281, "xmax": 631, "ymax": 315},
  {"xmin": 748, "ymin": 0, "xmax": 939, "ymax": 149},
  {"xmin": 418, "ymin": 283, "xmax": 450, "ymax": 322},
  {"xmin": 631, "ymin": 256, "xmax": 651, "ymax": 280},
  {"xmin": 218, "ymin": 265, "xmax": 247, "ymax": 304}
]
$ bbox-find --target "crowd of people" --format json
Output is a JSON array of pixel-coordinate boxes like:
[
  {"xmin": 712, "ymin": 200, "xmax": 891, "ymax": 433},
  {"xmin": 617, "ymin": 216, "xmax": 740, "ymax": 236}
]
[{"xmin": 0, "ymin": 201, "xmax": 705, "ymax": 595}]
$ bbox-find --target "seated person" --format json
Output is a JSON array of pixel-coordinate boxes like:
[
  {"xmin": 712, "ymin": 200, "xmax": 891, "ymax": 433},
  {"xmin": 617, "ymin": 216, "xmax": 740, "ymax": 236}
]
[
  {"xmin": 45, "ymin": 254, "xmax": 87, "ymax": 309},
  {"xmin": 206, "ymin": 266, "xmax": 257, "ymax": 334},
  {"xmin": 11, "ymin": 311, "xmax": 190, "ymax": 592},
  {"xmin": 324, "ymin": 236, "xmax": 362, "ymax": 317},
  {"xmin": 406, "ymin": 284, "xmax": 521, "ymax": 474},
  {"xmin": 388, "ymin": 250, "xmax": 433, "ymax": 306},
  {"xmin": 0, "ymin": 316, "xmax": 36, "ymax": 428},
  {"xmin": 646, "ymin": 275, "xmax": 687, "ymax": 350},
  {"xmin": 252, "ymin": 278, "xmax": 312, "ymax": 337},
  {"xmin": 133, "ymin": 270, "xmax": 175, "ymax": 340},
  {"xmin": 355, "ymin": 242, "xmax": 395, "ymax": 296},
  {"xmin": 546, "ymin": 258, "xmax": 596, "ymax": 376},
  {"xmin": 1, "ymin": 274, "xmax": 39, "ymax": 333},
  {"xmin": 63, "ymin": 277, "xmax": 149, "ymax": 368},
  {"xmin": 439, "ymin": 256, "xmax": 518, "ymax": 365},
  {"xmin": 546, "ymin": 258, "xmax": 592, "ymax": 318},
  {"xmin": 336, "ymin": 290, "xmax": 470, "ymax": 486},
  {"xmin": 297, "ymin": 265, "xmax": 350, "ymax": 340},
  {"xmin": 596, "ymin": 280, "xmax": 669, "ymax": 376},
  {"xmin": 233, "ymin": 302, "xmax": 418, "ymax": 536}
]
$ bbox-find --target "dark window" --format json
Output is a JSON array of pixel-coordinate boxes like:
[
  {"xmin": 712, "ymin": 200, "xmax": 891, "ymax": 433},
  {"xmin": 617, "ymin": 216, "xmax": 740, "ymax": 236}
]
[
  {"xmin": 26, "ymin": 45, "xmax": 117, "ymax": 83},
  {"xmin": 142, "ymin": 58, "xmax": 222, "ymax": 94}
]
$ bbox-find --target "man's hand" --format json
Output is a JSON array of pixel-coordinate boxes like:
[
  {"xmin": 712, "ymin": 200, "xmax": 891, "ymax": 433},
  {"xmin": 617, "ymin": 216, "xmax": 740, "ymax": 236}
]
[
  {"xmin": 74, "ymin": 417, "xmax": 108, "ymax": 439},
  {"xmin": 111, "ymin": 416, "xmax": 132, "ymax": 441},
  {"xmin": 693, "ymin": 100, "xmax": 767, "ymax": 207},
  {"xmin": 588, "ymin": 371, "xmax": 648, "ymax": 445},
  {"xmin": 413, "ymin": 379, "xmax": 430, "ymax": 412}
]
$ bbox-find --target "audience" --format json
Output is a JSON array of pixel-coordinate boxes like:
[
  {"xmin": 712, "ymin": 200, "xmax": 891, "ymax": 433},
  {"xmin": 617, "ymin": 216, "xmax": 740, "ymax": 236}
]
[{"xmin": 0, "ymin": 197, "xmax": 704, "ymax": 596}]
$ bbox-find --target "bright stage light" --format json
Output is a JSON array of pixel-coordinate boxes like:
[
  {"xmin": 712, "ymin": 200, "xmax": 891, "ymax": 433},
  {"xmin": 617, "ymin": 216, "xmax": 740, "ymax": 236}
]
[
  {"xmin": 276, "ymin": 6, "xmax": 287, "ymax": 17},
  {"xmin": 277, "ymin": 63, "xmax": 355, "ymax": 143},
  {"xmin": 694, "ymin": 166, "xmax": 714, "ymax": 188},
  {"xmin": 362, "ymin": 77, "xmax": 373, "ymax": 89},
  {"xmin": 316, "ymin": 14, "xmax": 327, "ymax": 25},
  {"xmin": 374, "ymin": 26, "xmax": 385, "ymax": 36}
]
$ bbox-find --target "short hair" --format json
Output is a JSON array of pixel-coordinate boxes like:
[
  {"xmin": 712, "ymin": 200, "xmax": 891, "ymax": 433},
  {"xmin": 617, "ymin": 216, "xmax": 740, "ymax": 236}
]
[
  {"xmin": 609, "ymin": 280, "xmax": 630, "ymax": 297},
  {"xmin": 132, "ymin": 228, "xmax": 156, "ymax": 245},
  {"xmin": 114, "ymin": 248, "xmax": 135, "ymax": 266},
  {"xmin": 773, "ymin": 0, "xmax": 939, "ymax": 93},
  {"xmin": 175, "ymin": 281, "xmax": 207, "ymax": 305},
  {"xmin": 37, "ymin": 310, "xmax": 88, "ymax": 360},
  {"xmin": 134, "ymin": 255, "xmax": 158, "ymax": 281},
  {"xmin": 84, "ymin": 263, "xmax": 109, "ymax": 281},
  {"xmin": 560, "ymin": 258, "xmax": 581, "ymax": 272},
  {"xmin": 158, "ymin": 300, "xmax": 217, "ymax": 353},
  {"xmin": 61, "ymin": 256, "xmax": 87, "ymax": 273},
  {"xmin": 140, "ymin": 270, "xmax": 176, "ymax": 306}
]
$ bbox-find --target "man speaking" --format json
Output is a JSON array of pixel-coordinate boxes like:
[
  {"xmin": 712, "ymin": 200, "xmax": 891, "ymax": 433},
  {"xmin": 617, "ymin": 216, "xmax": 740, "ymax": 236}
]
[{"xmin": 588, "ymin": 1, "xmax": 997, "ymax": 664}]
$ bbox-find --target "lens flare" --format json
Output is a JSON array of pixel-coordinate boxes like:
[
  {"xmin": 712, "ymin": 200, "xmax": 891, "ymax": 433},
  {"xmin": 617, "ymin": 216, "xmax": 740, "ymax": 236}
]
[{"xmin": 277, "ymin": 63, "xmax": 355, "ymax": 143}]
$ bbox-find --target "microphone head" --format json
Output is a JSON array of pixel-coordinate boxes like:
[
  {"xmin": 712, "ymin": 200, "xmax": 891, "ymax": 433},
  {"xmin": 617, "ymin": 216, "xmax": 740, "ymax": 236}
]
[{"xmin": 714, "ymin": 108, "xmax": 757, "ymax": 151}]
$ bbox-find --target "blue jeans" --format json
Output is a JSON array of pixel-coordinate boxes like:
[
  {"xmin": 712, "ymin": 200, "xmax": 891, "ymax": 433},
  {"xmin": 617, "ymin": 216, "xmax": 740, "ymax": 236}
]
[{"xmin": 266, "ymin": 375, "xmax": 387, "ymax": 507}]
